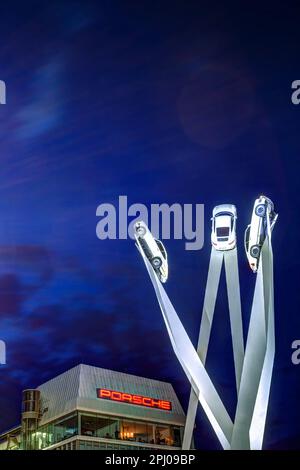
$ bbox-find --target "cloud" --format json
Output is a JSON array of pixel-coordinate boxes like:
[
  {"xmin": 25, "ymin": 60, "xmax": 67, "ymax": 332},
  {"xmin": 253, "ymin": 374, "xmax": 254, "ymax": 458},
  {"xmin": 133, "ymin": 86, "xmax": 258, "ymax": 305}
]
[{"xmin": 16, "ymin": 59, "xmax": 64, "ymax": 140}]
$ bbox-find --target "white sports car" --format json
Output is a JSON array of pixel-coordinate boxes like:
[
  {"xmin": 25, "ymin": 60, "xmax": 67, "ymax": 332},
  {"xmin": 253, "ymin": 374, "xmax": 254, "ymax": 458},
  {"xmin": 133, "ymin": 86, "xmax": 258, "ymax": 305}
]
[
  {"xmin": 244, "ymin": 195, "xmax": 278, "ymax": 273},
  {"xmin": 211, "ymin": 204, "xmax": 237, "ymax": 251},
  {"xmin": 134, "ymin": 221, "xmax": 168, "ymax": 283}
]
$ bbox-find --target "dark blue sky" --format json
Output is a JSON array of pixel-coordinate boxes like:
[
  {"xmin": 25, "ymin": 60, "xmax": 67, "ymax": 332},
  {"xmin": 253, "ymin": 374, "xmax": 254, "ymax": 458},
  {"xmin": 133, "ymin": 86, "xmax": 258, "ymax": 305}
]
[{"xmin": 0, "ymin": 0, "xmax": 299, "ymax": 449}]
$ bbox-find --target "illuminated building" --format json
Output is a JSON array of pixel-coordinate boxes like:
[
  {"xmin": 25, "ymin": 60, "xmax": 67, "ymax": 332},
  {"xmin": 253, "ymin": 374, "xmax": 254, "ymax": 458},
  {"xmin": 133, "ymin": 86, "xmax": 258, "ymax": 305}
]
[{"xmin": 0, "ymin": 364, "xmax": 187, "ymax": 450}]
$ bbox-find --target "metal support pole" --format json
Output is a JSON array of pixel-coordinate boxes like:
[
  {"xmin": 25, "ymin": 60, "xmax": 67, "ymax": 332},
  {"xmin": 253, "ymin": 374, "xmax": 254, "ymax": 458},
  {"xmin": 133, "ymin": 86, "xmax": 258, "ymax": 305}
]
[
  {"xmin": 231, "ymin": 216, "xmax": 275, "ymax": 450},
  {"xmin": 137, "ymin": 244, "xmax": 233, "ymax": 450},
  {"xmin": 182, "ymin": 248, "xmax": 223, "ymax": 449},
  {"xmin": 224, "ymin": 248, "xmax": 244, "ymax": 391},
  {"xmin": 183, "ymin": 248, "xmax": 244, "ymax": 449}
]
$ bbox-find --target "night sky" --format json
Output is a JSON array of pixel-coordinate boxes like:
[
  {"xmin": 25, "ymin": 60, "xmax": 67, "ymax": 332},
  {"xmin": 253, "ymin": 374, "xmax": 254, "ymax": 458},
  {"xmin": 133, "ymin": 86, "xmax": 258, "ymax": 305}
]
[{"xmin": 0, "ymin": 1, "xmax": 300, "ymax": 450}]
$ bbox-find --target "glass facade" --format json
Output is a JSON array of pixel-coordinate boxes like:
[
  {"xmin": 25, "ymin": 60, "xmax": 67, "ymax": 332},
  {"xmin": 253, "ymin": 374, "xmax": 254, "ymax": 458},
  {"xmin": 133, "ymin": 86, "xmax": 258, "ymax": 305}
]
[
  {"xmin": 81, "ymin": 414, "xmax": 120, "ymax": 440},
  {"xmin": 36, "ymin": 413, "xmax": 78, "ymax": 449},
  {"xmin": 36, "ymin": 411, "xmax": 182, "ymax": 450}
]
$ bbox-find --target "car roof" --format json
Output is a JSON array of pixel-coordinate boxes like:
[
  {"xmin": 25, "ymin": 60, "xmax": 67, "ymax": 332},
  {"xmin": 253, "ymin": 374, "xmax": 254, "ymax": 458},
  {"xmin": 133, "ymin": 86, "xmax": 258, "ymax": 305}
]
[{"xmin": 215, "ymin": 214, "xmax": 232, "ymax": 227}]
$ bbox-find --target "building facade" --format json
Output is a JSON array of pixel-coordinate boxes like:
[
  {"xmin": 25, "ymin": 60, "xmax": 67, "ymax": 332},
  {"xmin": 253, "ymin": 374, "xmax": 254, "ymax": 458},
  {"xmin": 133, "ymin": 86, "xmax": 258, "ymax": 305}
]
[{"xmin": 0, "ymin": 364, "xmax": 187, "ymax": 450}]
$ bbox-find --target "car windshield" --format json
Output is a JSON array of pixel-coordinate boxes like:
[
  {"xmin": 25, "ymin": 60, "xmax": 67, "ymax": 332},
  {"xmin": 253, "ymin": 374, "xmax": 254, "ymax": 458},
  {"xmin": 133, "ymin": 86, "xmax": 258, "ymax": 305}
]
[
  {"xmin": 216, "ymin": 211, "xmax": 233, "ymax": 217},
  {"xmin": 156, "ymin": 240, "xmax": 166, "ymax": 259},
  {"xmin": 216, "ymin": 227, "xmax": 230, "ymax": 237},
  {"xmin": 244, "ymin": 226, "xmax": 250, "ymax": 248}
]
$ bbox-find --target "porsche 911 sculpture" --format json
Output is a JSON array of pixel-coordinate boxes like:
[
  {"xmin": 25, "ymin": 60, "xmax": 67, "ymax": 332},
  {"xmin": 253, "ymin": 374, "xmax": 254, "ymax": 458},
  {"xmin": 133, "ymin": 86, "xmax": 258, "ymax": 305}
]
[{"xmin": 134, "ymin": 221, "xmax": 168, "ymax": 283}]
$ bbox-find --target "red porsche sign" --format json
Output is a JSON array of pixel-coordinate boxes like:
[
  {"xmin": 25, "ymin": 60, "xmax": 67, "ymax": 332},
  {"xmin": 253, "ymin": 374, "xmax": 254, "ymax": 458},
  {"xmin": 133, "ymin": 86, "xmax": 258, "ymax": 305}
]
[{"xmin": 97, "ymin": 388, "xmax": 172, "ymax": 411}]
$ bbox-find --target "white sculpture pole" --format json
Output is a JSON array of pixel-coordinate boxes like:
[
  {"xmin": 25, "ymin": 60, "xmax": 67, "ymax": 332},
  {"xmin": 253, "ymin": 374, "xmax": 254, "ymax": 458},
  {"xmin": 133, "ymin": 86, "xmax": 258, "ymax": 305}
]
[
  {"xmin": 183, "ymin": 247, "xmax": 244, "ymax": 449},
  {"xmin": 231, "ymin": 214, "xmax": 275, "ymax": 449},
  {"xmin": 182, "ymin": 248, "xmax": 223, "ymax": 450},
  {"xmin": 249, "ymin": 215, "xmax": 275, "ymax": 449},
  {"xmin": 136, "ymin": 244, "xmax": 233, "ymax": 450}
]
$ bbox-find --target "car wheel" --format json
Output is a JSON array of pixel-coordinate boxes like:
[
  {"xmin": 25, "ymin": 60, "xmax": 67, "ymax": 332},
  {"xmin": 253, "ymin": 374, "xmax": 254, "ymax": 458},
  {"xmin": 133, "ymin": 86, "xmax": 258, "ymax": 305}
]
[
  {"xmin": 250, "ymin": 245, "xmax": 260, "ymax": 258},
  {"xmin": 136, "ymin": 225, "xmax": 146, "ymax": 237},
  {"xmin": 255, "ymin": 204, "xmax": 266, "ymax": 217},
  {"xmin": 152, "ymin": 257, "xmax": 162, "ymax": 268}
]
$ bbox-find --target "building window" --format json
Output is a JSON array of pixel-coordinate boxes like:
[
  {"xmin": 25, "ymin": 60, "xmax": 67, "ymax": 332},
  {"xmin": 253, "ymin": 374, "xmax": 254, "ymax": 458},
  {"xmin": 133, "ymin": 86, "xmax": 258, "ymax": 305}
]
[
  {"xmin": 173, "ymin": 427, "xmax": 182, "ymax": 447},
  {"xmin": 81, "ymin": 415, "xmax": 119, "ymax": 440},
  {"xmin": 155, "ymin": 424, "xmax": 173, "ymax": 446},
  {"xmin": 36, "ymin": 412, "xmax": 182, "ymax": 450},
  {"xmin": 38, "ymin": 413, "xmax": 78, "ymax": 449},
  {"xmin": 120, "ymin": 420, "xmax": 154, "ymax": 444},
  {"xmin": 78, "ymin": 413, "xmax": 181, "ymax": 447}
]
